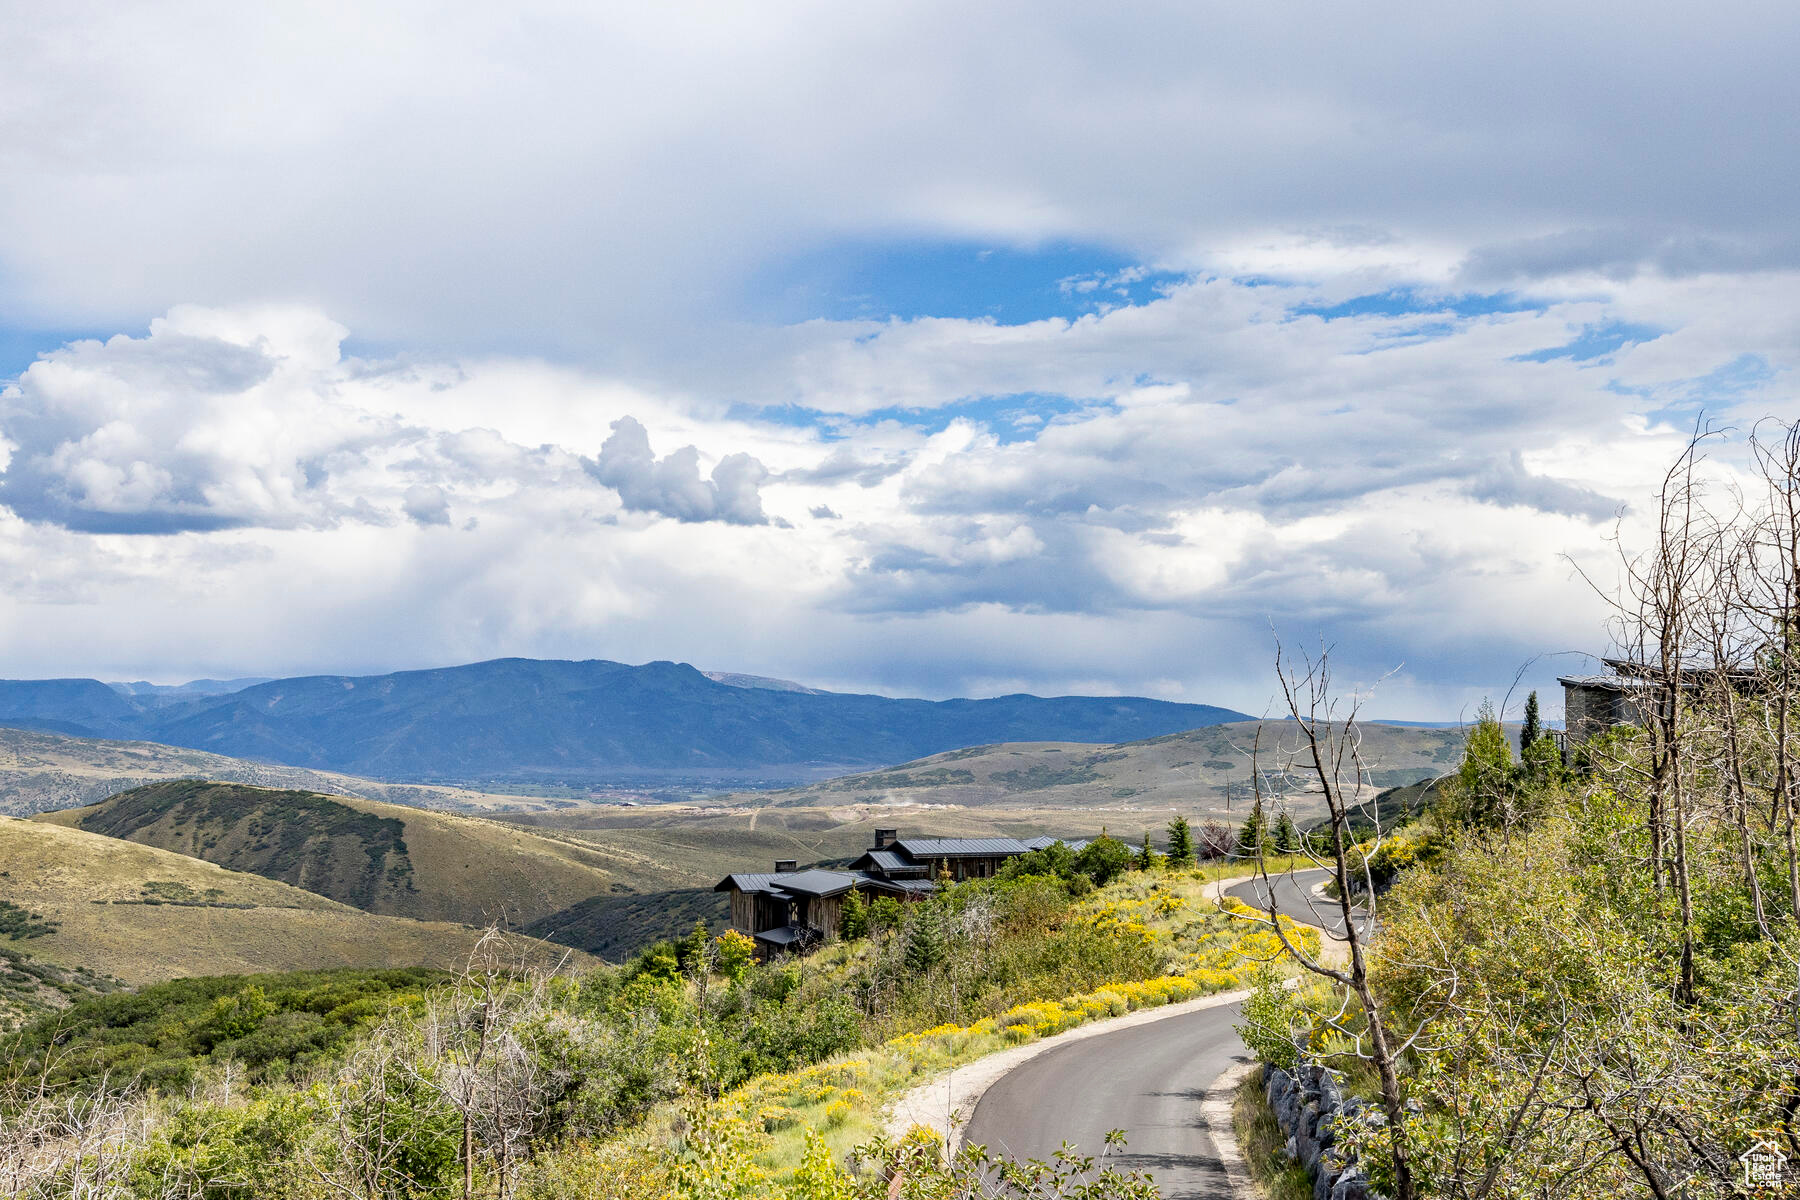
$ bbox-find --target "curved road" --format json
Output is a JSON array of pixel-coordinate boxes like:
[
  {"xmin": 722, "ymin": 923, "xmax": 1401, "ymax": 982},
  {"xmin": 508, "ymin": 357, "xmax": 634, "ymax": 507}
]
[
  {"xmin": 961, "ymin": 868, "xmax": 1340, "ymax": 1199},
  {"xmin": 1223, "ymin": 868, "xmax": 1372, "ymax": 942}
]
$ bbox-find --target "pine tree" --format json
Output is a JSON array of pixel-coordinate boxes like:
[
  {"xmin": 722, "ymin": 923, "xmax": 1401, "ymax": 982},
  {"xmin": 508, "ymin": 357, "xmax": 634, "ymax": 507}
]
[
  {"xmin": 903, "ymin": 902, "xmax": 945, "ymax": 972},
  {"xmin": 1237, "ymin": 796, "xmax": 1268, "ymax": 857},
  {"xmin": 1274, "ymin": 811, "xmax": 1300, "ymax": 853},
  {"xmin": 1166, "ymin": 815, "xmax": 1196, "ymax": 868},
  {"xmin": 1520, "ymin": 691, "xmax": 1542, "ymax": 758},
  {"xmin": 1438, "ymin": 699, "xmax": 1515, "ymax": 828},
  {"xmin": 839, "ymin": 886, "xmax": 869, "ymax": 941},
  {"xmin": 1136, "ymin": 830, "xmax": 1161, "ymax": 871}
]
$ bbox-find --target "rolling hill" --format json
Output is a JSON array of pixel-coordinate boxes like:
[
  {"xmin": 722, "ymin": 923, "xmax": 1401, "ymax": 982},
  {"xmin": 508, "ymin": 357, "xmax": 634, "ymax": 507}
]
[
  {"xmin": 741, "ymin": 720, "xmax": 1468, "ymax": 821},
  {"xmin": 0, "ymin": 725, "xmax": 584, "ymax": 818},
  {"xmin": 37, "ymin": 780, "xmax": 709, "ymax": 929},
  {"xmin": 0, "ymin": 817, "xmax": 571, "ymax": 1027},
  {"xmin": 0, "ymin": 658, "xmax": 1251, "ymax": 786}
]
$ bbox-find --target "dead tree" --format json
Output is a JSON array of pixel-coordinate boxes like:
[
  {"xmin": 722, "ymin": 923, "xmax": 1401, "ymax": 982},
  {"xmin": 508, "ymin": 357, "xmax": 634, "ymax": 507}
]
[{"xmin": 1229, "ymin": 641, "xmax": 1448, "ymax": 1200}]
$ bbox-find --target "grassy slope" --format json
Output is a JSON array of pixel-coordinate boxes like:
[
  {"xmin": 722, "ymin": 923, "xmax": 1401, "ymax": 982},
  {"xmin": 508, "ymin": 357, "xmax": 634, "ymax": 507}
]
[
  {"xmin": 728, "ymin": 720, "xmax": 1465, "ymax": 822},
  {"xmin": 35, "ymin": 781, "xmax": 700, "ymax": 930},
  {"xmin": 0, "ymin": 817, "xmax": 569, "ymax": 994},
  {"xmin": 0, "ymin": 725, "xmax": 582, "ymax": 818}
]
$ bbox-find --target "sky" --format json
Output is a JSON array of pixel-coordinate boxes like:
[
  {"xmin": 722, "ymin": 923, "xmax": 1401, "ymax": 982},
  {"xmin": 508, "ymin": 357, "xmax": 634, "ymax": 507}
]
[{"xmin": 2, "ymin": 2, "xmax": 1799, "ymax": 720}]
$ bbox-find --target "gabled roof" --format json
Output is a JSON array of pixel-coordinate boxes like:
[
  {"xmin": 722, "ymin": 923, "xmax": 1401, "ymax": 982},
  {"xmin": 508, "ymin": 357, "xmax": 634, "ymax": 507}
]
[
  {"xmin": 714, "ymin": 872, "xmax": 786, "ymax": 894},
  {"xmin": 895, "ymin": 837, "xmax": 1031, "ymax": 858},
  {"xmin": 769, "ymin": 869, "xmax": 860, "ymax": 898},
  {"xmin": 852, "ymin": 849, "xmax": 929, "ymax": 874},
  {"xmin": 1029, "ymin": 834, "xmax": 1094, "ymax": 852}
]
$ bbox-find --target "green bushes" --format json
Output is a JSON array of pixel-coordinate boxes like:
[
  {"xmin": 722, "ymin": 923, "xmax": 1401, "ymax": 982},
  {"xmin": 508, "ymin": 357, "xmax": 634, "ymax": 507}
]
[
  {"xmin": 1, "ymin": 967, "xmax": 450, "ymax": 1096},
  {"xmin": 1, "ymin": 866, "xmax": 1239, "ymax": 1198},
  {"xmin": 0, "ymin": 900, "xmax": 58, "ymax": 940}
]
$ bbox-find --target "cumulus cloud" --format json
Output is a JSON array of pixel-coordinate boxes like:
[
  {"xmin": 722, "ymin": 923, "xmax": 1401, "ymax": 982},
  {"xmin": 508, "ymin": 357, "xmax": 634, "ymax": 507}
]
[
  {"xmin": 0, "ymin": 307, "xmax": 402, "ymax": 532},
  {"xmin": 588, "ymin": 416, "xmax": 769, "ymax": 525}
]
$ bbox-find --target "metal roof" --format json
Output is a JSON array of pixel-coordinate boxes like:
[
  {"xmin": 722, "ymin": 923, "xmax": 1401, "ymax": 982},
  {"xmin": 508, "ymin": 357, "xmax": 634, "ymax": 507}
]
[
  {"xmin": 1559, "ymin": 674, "xmax": 1649, "ymax": 691},
  {"xmin": 872, "ymin": 878, "xmax": 940, "ymax": 895},
  {"xmin": 895, "ymin": 837, "xmax": 1031, "ymax": 858},
  {"xmin": 767, "ymin": 869, "xmax": 860, "ymax": 898},
  {"xmin": 1020, "ymin": 836, "xmax": 1103, "ymax": 852},
  {"xmin": 855, "ymin": 849, "xmax": 927, "ymax": 874},
  {"xmin": 714, "ymin": 872, "xmax": 786, "ymax": 894},
  {"xmin": 753, "ymin": 925, "xmax": 808, "ymax": 946}
]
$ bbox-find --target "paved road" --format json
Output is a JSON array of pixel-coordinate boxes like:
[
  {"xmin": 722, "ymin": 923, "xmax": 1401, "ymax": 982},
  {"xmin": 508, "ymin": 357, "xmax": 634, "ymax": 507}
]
[
  {"xmin": 1223, "ymin": 867, "xmax": 1371, "ymax": 940},
  {"xmin": 960, "ymin": 867, "xmax": 1347, "ymax": 1199},
  {"xmin": 961, "ymin": 999, "xmax": 1247, "ymax": 1198}
]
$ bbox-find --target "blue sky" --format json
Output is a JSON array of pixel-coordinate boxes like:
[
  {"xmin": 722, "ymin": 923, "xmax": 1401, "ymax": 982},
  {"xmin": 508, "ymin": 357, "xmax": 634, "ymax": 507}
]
[{"xmin": 0, "ymin": 2, "xmax": 1798, "ymax": 720}]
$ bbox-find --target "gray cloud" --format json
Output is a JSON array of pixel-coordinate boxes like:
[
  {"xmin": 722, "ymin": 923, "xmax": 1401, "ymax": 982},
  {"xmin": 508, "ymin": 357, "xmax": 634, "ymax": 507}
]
[
  {"xmin": 9, "ymin": 2, "xmax": 1800, "ymax": 363},
  {"xmin": 1459, "ymin": 228, "xmax": 1800, "ymax": 285},
  {"xmin": 587, "ymin": 416, "xmax": 769, "ymax": 525},
  {"xmin": 402, "ymin": 484, "xmax": 451, "ymax": 526}
]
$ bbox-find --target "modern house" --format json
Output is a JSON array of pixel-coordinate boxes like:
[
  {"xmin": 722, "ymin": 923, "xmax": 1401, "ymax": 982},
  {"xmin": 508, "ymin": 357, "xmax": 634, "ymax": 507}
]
[
  {"xmin": 715, "ymin": 827, "xmax": 1098, "ymax": 955},
  {"xmin": 1559, "ymin": 656, "xmax": 1758, "ymax": 748}
]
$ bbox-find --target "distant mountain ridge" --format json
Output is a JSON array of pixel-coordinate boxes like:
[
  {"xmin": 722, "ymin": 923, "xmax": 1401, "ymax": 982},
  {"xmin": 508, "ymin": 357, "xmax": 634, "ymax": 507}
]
[{"xmin": 0, "ymin": 658, "xmax": 1251, "ymax": 786}]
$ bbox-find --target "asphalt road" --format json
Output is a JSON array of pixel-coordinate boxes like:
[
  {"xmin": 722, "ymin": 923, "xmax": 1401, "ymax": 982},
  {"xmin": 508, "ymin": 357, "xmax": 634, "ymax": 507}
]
[
  {"xmin": 961, "ymin": 998, "xmax": 1247, "ymax": 1198},
  {"xmin": 1223, "ymin": 867, "xmax": 1371, "ymax": 940},
  {"xmin": 960, "ymin": 867, "xmax": 1346, "ymax": 1199}
]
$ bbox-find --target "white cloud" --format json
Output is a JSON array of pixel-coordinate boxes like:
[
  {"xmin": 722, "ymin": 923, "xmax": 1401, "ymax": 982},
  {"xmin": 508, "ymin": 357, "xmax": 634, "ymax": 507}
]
[
  {"xmin": 0, "ymin": 282, "xmax": 1787, "ymax": 718},
  {"xmin": 588, "ymin": 416, "xmax": 770, "ymax": 525}
]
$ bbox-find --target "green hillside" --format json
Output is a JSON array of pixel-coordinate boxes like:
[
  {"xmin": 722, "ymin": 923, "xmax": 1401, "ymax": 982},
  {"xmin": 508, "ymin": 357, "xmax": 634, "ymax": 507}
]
[{"xmin": 0, "ymin": 725, "xmax": 574, "ymax": 818}]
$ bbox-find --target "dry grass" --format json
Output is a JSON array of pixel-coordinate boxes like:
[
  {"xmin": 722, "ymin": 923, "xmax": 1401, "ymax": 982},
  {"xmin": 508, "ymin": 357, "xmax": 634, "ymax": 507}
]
[
  {"xmin": 0, "ymin": 725, "xmax": 592, "ymax": 818},
  {"xmin": 725, "ymin": 720, "xmax": 1464, "ymax": 821},
  {"xmin": 0, "ymin": 818, "xmax": 582, "ymax": 986},
  {"xmin": 1234, "ymin": 1071, "xmax": 1314, "ymax": 1200}
]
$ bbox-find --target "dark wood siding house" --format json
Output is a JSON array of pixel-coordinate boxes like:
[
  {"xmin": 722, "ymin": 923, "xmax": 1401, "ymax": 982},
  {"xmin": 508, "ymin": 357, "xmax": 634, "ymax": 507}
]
[{"xmin": 716, "ymin": 827, "xmax": 1095, "ymax": 955}]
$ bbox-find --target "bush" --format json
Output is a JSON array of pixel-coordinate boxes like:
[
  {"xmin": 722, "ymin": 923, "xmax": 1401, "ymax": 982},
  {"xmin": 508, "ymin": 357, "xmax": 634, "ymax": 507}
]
[{"xmin": 1235, "ymin": 971, "xmax": 1304, "ymax": 1072}]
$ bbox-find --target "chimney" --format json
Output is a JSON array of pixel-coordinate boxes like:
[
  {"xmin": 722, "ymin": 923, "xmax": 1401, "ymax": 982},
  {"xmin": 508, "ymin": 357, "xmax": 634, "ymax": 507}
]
[
  {"xmin": 774, "ymin": 859, "xmax": 799, "ymax": 873},
  {"xmin": 873, "ymin": 828, "xmax": 898, "ymax": 850}
]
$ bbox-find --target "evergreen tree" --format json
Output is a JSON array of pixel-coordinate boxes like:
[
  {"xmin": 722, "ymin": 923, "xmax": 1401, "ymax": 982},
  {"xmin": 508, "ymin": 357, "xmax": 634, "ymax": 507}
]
[
  {"xmin": 1237, "ymin": 796, "xmax": 1268, "ymax": 857},
  {"xmin": 1520, "ymin": 690, "xmax": 1542, "ymax": 758},
  {"xmin": 839, "ymin": 886, "xmax": 869, "ymax": 941},
  {"xmin": 1166, "ymin": 815, "xmax": 1196, "ymax": 868},
  {"xmin": 868, "ymin": 895, "xmax": 903, "ymax": 932},
  {"xmin": 1273, "ymin": 811, "xmax": 1300, "ymax": 853},
  {"xmin": 1135, "ymin": 830, "xmax": 1162, "ymax": 871},
  {"xmin": 903, "ymin": 902, "xmax": 945, "ymax": 972},
  {"xmin": 1438, "ymin": 699, "xmax": 1515, "ymax": 828}
]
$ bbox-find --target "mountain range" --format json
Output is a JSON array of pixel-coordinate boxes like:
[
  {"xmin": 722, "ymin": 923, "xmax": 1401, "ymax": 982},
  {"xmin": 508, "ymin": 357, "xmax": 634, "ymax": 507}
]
[{"xmin": 0, "ymin": 658, "xmax": 1250, "ymax": 786}]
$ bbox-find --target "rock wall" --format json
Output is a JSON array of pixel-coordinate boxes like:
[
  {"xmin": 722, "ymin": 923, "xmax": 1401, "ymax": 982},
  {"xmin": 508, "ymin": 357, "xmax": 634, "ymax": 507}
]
[{"xmin": 1262, "ymin": 1061, "xmax": 1386, "ymax": 1200}]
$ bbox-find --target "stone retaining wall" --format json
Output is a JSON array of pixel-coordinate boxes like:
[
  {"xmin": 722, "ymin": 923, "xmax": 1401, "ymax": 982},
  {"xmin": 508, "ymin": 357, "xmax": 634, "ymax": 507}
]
[{"xmin": 1262, "ymin": 1061, "xmax": 1385, "ymax": 1200}]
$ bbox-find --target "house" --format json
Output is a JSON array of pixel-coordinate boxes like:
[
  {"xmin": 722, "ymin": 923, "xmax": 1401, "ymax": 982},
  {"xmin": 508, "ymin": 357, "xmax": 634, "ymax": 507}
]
[
  {"xmin": 715, "ymin": 827, "xmax": 1096, "ymax": 955},
  {"xmin": 847, "ymin": 829, "xmax": 1103, "ymax": 883},
  {"xmin": 1560, "ymin": 657, "xmax": 1759, "ymax": 748}
]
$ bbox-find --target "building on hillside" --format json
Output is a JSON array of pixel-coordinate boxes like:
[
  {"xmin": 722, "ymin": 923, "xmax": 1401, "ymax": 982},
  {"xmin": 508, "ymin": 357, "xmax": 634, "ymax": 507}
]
[
  {"xmin": 1560, "ymin": 657, "xmax": 1760, "ymax": 748},
  {"xmin": 715, "ymin": 827, "xmax": 1099, "ymax": 955}
]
